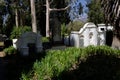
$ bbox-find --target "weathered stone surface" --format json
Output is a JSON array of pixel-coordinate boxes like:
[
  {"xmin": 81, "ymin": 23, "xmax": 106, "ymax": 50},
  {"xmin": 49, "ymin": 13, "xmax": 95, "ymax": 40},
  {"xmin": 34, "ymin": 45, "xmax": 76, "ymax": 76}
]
[{"xmin": 16, "ymin": 32, "xmax": 42, "ymax": 56}]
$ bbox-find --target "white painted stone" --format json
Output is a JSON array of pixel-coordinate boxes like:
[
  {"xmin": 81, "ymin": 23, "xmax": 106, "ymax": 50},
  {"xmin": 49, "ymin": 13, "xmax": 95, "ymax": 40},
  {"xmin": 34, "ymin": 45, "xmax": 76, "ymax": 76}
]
[
  {"xmin": 98, "ymin": 24, "xmax": 107, "ymax": 45},
  {"xmin": 82, "ymin": 23, "xmax": 98, "ymax": 46},
  {"xmin": 68, "ymin": 23, "xmax": 113, "ymax": 47},
  {"xmin": 12, "ymin": 39, "xmax": 18, "ymax": 49},
  {"xmin": 70, "ymin": 31, "xmax": 80, "ymax": 47},
  {"xmin": 70, "ymin": 22, "xmax": 98, "ymax": 47}
]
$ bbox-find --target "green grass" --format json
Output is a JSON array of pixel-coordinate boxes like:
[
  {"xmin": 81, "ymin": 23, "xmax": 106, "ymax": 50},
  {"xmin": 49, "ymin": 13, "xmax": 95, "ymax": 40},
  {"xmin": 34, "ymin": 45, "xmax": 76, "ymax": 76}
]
[{"xmin": 20, "ymin": 45, "xmax": 120, "ymax": 80}]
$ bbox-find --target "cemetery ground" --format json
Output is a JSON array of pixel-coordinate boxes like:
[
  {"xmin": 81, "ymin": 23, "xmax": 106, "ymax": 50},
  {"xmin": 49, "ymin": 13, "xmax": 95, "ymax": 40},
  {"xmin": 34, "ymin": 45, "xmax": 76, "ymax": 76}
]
[
  {"xmin": 0, "ymin": 48, "xmax": 46, "ymax": 80},
  {"xmin": 20, "ymin": 45, "xmax": 120, "ymax": 80},
  {"xmin": 0, "ymin": 37, "xmax": 120, "ymax": 80},
  {"xmin": 0, "ymin": 42, "xmax": 67, "ymax": 80}
]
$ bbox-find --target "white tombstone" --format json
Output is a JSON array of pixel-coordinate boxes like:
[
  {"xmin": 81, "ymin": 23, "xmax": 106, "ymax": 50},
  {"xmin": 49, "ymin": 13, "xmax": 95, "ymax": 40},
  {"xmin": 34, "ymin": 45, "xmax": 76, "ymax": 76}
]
[
  {"xmin": 97, "ymin": 24, "xmax": 107, "ymax": 45},
  {"xmin": 98, "ymin": 24, "xmax": 113, "ymax": 45},
  {"xmin": 16, "ymin": 32, "xmax": 43, "ymax": 56}
]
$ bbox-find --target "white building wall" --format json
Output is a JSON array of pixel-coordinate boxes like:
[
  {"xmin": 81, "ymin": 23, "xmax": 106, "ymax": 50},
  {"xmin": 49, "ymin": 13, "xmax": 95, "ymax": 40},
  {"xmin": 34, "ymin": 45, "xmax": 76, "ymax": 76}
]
[
  {"xmin": 83, "ymin": 28, "xmax": 90, "ymax": 47},
  {"xmin": 69, "ymin": 23, "xmax": 111, "ymax": 48},
  {"xmin": 70, "ymin": 31, "xmax": 80, "ymax": 47},
  {"xmin": 98, "ymin": 24, "xmax": 107, "ymax": 45},
  {"xmin": 89, "ymin": 28, "xmax": 98, "ymax": 46}
]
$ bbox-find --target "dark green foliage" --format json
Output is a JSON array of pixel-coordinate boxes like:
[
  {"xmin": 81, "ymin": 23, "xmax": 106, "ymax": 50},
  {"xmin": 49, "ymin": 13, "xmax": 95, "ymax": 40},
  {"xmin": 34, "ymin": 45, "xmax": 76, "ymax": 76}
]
[
  {"xmin": 87, "ymin": 0, "xmax": 105, "ymax": 24},
  {"xmin": 50, "ymin": 0, "xmax": 70, "ymax": 23},
  {"xmin": 10, "ymin": 26, "xmax": 32, "ymax": 39},
  {"xmin": 0, "ymin": 1, "xmax": 7, "ymax": 33},
  {"xmin": 66, "ymin": 21, "xmax": 85, "ymax": 34},
  {"xmin": 3, "ymin": 46, "xmax": 17, "ymax": 55},
  {"xmin": 42, "ymin": 37, "xmax": 50, "ymax": 43},
  {"xmin": 0, "ymin": 0, "xmax": 70, "ymax": 36},
  {"xmin": 21, "ymin": 46, "xmax": 120, "ymax": 80},
  {"xmin": 59, "ymin": 46, "xmax": 120, "ymax": 80},
  {"xmin": 61, "ymin": 23, "xmax": 67, "ymax": 36}
]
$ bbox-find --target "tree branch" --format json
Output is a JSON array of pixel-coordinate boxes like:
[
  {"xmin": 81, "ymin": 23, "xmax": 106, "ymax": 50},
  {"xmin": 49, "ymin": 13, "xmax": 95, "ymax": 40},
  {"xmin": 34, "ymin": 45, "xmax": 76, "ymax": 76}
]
[
  {"xmin": 49, "ymin": 0, "xmax": 53, "ymax": 4},
  {"xmin": 49, "ymin": 5, "xmax": 70, "ymax": 11}
]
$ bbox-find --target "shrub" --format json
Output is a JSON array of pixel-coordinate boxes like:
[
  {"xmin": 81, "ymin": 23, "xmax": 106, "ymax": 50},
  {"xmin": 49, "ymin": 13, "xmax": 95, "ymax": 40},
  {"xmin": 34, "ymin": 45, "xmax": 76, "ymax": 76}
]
[
  {"xmin": 3, "ymin": 46, "xmax": 17, "ymax": 55},
  {"xmin": 10, "ymin": 26, "xmax": 32, "ymax": 39},
  {"xmin": 61, "ymin": 23, "xmax": 67, "ymax": 36},
  {"xmin": 66, "ymin": 21, "xmax": 85, "ymax": 34},
  {"xmin": 21, "ymin": 46, "xmax": 120, "ymax": 80},
  {"xmin": 42, "ymin": 37, "xmax": 50, "ymax": 43}
]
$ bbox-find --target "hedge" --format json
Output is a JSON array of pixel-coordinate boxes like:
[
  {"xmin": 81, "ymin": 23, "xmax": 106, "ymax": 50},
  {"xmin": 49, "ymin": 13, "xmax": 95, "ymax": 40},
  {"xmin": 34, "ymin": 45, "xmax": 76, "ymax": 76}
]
[{"xmin": 20, "ymin": 46, "xmax": 120, "ymax": 80}]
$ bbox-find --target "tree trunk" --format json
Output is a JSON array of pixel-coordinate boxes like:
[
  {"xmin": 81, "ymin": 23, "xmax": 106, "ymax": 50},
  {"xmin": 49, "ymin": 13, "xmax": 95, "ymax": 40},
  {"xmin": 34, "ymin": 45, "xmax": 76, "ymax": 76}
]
[
  {"xmin": 30, "ymin": 0, "xmax": 37, "ymax": 33},
  {"xmin": 46, "ymin": 0, "xmax": 50, "ymax": 37},
  {"xmin": 45, "ymin": 0, "xmax": 69, "ymax": 37},
  {"xmin": 101, "ymin": 0, "xmax": 120, "ymax": 49},
  {"xmin": 15, "ymin": 9, "xmax": 18, "ymax": 28},
  {"xmin": 19, "ymin": 10, "xmax": 23, "ymax": 26}
]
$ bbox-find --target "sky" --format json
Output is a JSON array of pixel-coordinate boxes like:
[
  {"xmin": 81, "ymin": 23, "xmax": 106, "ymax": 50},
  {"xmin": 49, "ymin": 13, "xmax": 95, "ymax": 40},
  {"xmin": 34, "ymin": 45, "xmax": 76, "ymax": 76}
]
[{"xmin": 69, "ymin": 0, "xmax": 88, "ymax": 21}]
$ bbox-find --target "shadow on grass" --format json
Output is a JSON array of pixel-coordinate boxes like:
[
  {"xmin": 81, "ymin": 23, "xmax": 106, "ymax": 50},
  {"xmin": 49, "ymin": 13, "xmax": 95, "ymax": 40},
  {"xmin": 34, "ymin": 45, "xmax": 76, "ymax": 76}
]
[
  {"xmin": 3, "ymin": 51, "xmax": 46, "ymax": 80},
  {"xmin": 57, "ymin": 54, "xmax": 120, "ymax": 80}
]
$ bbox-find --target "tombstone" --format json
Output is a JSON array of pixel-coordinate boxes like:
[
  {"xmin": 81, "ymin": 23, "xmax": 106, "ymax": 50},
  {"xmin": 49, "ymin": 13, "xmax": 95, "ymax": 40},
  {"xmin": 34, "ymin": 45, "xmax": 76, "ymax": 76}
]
[
  {"xmin": 70, "ymin": 22, "xmax": 98, "ymax": 47},
  {"xmin": 16, "ymin": 32, "xmax": 43, "ymax": 56},
  {"xmin": 97, "ymin": 24, "xmax": 107, "ymax": 45},
  {"xmin": 50, "ymin": 17, "xmax": 61, "ymax": 43},
  {"xmin": 70, "ymin": 32, "xmax": 80, "ymax": 47},
  {"xmin": 64, "ymin": 36, "xmax": 69, "ymax": 46},
  {"xmin": 97, "ymin": 24, "xmax": 113, "ymax": 45}
]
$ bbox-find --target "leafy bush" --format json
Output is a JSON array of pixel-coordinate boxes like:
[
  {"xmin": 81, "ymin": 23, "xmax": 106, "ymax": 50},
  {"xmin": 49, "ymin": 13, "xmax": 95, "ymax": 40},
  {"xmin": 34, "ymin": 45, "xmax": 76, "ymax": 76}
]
[
  {"xmin": 61, "ymin": 23, "xmax": 67, "ymax": 36},
  {"xmin": 42, "ymin": 37, "xmax": 50, "ymax": 43},
  {"xmin": 10, "ymin": 26, "xmax": 32, "ymax": 39},
  {"xmin": 21, "ymin": 46, "xmax": 120, "ymax": 80},
  {"xmin": 66, "ymin": 21, "xmax": 85, "ymax": 34},
  {"xmin": 3, "ymin": 46, "xmax": 17, "ymax": 55}
]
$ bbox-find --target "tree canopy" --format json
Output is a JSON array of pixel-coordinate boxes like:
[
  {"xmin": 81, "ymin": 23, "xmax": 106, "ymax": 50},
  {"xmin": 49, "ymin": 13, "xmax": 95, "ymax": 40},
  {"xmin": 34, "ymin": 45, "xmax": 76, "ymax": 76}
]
[
  {"xmin": 100, "ymin": 0, "xmax": 120, "ymax": 30},
  {"xmin": 86, "ymin": 0, "xmax": 104, "ymax": 24},
  {"xmin": 0, "ymin": 0, "xmax": 71, "ymax": 37}
]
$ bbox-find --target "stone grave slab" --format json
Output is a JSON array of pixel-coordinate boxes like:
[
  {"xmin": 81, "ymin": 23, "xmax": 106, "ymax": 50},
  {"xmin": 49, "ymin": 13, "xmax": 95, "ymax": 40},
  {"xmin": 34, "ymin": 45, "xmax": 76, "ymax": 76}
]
[{"xmin": 16, "ymin": 32, "xmax": 43, "ymax": 56}]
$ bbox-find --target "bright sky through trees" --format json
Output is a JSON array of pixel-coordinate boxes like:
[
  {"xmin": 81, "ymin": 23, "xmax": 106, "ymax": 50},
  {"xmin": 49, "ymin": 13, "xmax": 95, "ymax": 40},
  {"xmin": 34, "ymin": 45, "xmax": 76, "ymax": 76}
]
[{"xmin": 69, "ymin": 0, "xmax": 87, "ymax": 21}]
